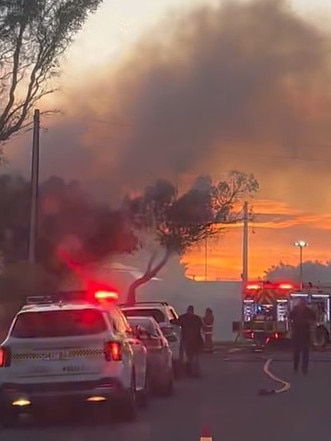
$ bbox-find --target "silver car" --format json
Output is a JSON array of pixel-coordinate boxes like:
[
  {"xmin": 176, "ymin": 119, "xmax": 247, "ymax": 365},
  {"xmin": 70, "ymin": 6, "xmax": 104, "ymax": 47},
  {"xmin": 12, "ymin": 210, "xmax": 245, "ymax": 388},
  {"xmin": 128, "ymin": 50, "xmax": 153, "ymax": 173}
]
[
  {"xmin": 120, "ymin": 302, "xmax": 182, "ymax": 377},
  {"xmin": 126, "ymin": 316, "xmax": 174, "ymax": 397}
]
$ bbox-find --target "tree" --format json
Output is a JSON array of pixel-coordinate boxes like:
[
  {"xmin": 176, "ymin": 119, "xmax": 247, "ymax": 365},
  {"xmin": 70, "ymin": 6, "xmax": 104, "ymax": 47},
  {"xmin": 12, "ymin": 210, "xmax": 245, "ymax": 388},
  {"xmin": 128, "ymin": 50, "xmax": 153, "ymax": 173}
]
[
  {"xmin": 0, "ymin": 0, "xmax": 103, "ymax": 142},
  {"xmin": 264, "ymin": 260, "xmax": 331, "ymax": 284},
  {"xmin": 126, "ymin": 170, "xmax": 259, "ymax": 303},
  {"xmin": 37, "ymin": 176, "xmax": 138, "ymax": 274},
  {"xmin": 0, "ymin": 173, "xmax": 138, "ymax": 275}
]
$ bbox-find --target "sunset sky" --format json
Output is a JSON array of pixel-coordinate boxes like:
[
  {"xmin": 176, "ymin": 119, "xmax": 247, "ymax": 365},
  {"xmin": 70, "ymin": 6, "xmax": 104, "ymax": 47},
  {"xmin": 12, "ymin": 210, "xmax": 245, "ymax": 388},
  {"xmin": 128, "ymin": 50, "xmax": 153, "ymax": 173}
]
[{"xmin": 6, "ymin": 0, "xmax": 331, "ymax": 281}]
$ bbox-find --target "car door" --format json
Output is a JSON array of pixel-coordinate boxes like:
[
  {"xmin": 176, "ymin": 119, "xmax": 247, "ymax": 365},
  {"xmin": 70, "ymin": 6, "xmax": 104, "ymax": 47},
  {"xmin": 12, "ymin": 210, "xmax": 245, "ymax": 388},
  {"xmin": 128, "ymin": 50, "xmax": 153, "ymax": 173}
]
[{"xmin": 111, "ymin": 307, "xmax": 147, "ymax": 391}]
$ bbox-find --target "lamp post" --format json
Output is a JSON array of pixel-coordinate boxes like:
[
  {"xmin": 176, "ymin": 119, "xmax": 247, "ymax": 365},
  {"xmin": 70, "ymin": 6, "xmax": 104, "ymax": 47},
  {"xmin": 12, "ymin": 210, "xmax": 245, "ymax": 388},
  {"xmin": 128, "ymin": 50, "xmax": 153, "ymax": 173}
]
[{"xmin": 294, "ymin": 240, "xmax": 308, "ymax": 289}]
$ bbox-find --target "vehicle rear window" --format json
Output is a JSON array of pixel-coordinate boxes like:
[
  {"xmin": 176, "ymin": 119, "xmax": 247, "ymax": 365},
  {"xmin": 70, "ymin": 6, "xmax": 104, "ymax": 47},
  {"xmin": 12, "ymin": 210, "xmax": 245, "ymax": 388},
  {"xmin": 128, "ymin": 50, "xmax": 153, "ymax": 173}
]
[
  {"xmin": 11, "ymin": 309, "xmax": 107, "ymax": 338},
  {"xmin": 126, "ymin": 318, "xmax": 156, "ymax": 335},
  {"xmin": 123, "ymin": 308, "xmax": 165, "ymax": 323}
]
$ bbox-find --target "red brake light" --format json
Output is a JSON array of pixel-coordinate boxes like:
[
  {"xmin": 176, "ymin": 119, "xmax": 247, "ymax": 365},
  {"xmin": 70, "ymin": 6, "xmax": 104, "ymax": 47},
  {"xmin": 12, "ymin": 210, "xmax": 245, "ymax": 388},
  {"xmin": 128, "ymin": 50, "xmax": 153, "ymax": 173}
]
[
  {"xmin": 0, "ymin": 347, "xmax": 11, "ymax": 367},
  {"xmin": 94, "ymin": 290, "xmax": 118, "ymax": 301},
  {"xmin": 104, "ymin": 342, "xmax": 122, "ymax": 361}
]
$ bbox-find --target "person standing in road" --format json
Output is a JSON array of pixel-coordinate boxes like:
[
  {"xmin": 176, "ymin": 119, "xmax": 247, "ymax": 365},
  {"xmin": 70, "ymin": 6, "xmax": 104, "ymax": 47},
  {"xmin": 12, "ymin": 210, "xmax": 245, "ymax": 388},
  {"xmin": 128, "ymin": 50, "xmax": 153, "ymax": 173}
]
[
  {"xmin": 174, "ymin": 305, "xmax": 204, "ymax": 377},
  {"xmin": 289, "ymin": 298, "xmax": 316, "ymax": 375},
  {"xmin": 203, "ymin": 307, "xmax": 214, "ymax": 353}
]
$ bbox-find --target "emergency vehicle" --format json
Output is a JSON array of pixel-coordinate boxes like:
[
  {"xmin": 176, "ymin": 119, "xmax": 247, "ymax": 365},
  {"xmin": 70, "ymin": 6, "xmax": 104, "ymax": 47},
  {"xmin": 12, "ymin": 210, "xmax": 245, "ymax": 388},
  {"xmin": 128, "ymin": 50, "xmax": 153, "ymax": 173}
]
[
  {"xmin": 233, "ymin": 281, "xmax": 331, "ymax": 349},
  {"xmin": 0, "ymin": 289, "xmax": 149, "ymax": 427},
  {"xmin": 289, "ymin": 283, "xmax": 331, "ymax": 349},
  {"xmin": 232, "ymin": 281, "xmax": 297, "ymax": 345}
]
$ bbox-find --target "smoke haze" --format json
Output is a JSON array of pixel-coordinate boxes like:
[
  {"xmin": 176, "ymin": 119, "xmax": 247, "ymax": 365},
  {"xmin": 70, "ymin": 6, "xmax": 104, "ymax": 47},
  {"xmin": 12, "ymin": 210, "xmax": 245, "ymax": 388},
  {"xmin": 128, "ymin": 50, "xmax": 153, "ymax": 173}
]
[{"xmin": 9, "ymin": 0, "xmax": 331, "ymax": 210}]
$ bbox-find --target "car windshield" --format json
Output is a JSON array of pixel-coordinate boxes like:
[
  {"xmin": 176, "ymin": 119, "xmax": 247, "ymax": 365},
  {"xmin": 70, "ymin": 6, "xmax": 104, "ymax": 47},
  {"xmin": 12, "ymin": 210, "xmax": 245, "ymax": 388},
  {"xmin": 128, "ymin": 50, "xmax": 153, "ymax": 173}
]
[
  {"xmin": 123, "ymin": 308, "xmax": 166, "ymax": 323},
  {"xmin": 126, "ymin": 317, "xmax": 156, "ymax": 335},
  {"xmin": 11, "ymin": 309, "xmax": 107, "ymax": 338}
]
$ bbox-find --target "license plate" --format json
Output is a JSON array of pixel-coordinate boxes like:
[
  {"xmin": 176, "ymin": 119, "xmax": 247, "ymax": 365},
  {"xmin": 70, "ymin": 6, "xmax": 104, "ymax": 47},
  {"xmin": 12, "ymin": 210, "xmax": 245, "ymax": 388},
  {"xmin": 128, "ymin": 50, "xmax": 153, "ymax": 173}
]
[
  {"xmin": 43, "ymin": 352, "xmax": 60, "ymax": 361},
  {"xmin": 43, "ymin": 351, "xmax": 71, "ymax": 361},
  {"xmin": 62, "ymin": 365, "xmax": 83, "ymax": 373}
]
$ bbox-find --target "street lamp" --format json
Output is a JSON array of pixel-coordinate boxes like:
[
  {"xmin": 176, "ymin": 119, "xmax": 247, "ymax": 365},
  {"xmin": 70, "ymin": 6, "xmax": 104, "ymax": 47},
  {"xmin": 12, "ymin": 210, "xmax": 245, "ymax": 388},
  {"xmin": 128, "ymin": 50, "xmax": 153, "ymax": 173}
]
[{"xmin": 294, "ymin": 241, "xmax": 308, "ymax": 289}]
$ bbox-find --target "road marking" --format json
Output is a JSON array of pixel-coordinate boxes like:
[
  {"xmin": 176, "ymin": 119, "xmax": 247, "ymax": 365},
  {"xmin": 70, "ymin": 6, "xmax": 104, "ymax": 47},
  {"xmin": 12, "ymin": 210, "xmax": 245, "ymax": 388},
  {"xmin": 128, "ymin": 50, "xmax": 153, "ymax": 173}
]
[
  {"xmin": 228, "ymin": 347, "xmax": 244, "ymax": 353},
  {"xmin": 263, "ymin": 358, "xmax": 290, "ymax": 394}
]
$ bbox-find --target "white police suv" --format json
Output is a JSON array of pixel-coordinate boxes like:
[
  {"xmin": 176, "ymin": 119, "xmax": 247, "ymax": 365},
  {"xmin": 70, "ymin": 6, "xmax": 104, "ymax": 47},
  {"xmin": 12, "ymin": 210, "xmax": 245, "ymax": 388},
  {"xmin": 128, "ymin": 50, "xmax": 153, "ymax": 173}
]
[{"xmin": 0, "ymin": 290, "xmax": 148, "ymax": 426}]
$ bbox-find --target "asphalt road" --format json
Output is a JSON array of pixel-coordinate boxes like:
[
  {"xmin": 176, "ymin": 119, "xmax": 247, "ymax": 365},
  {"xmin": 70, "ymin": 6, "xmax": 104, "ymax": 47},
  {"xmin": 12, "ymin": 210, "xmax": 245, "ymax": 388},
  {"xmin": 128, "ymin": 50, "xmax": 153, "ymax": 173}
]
[{"xmin": 3, "ymin": 348, "xmax": 331, "ymax": 441}]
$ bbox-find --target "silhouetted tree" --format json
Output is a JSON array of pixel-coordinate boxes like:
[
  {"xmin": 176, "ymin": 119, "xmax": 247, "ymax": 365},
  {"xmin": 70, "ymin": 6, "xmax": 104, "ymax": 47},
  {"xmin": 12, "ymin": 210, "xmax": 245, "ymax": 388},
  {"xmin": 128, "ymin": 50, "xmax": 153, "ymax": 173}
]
[
  {"xmin": 0, "ymin": 0, "xmax": 103, "ymax": 143},
  {"xmin": 126, "ymin": 170, "xmax": 259, "ymax": 303},
  {"xmin": 264, "ymin": 260, "xmax": 331, "ymax": 285},
  {"xmin": 0, "ymin": 174, "xmax": 138, "ymax": 275}
]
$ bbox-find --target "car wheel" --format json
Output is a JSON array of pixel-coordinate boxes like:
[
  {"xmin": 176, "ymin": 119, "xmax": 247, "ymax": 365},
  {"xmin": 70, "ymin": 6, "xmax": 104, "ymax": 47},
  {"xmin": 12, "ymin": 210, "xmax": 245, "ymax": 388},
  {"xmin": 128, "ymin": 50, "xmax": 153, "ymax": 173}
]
[
  {"xmin": 118, "ymin": 373, "xmax": 137, "ymax": 422},
  {"xmin": 314, "ymin": 327, "xmax": 329, "ymax": 351},
  {"xmin": 137, "ymin": 368, "xmax": 150, "ymax": 409},
  {"xmin": 173, "ymin": 359, "xmax": 183, "ymax": 379},
  {"xmin": 158, "ymin": 371, "xmax": 174, "ymax": 397},
  {"xmin": 0, "ymin": 407, "xmax": 19, "ymax": 429}
]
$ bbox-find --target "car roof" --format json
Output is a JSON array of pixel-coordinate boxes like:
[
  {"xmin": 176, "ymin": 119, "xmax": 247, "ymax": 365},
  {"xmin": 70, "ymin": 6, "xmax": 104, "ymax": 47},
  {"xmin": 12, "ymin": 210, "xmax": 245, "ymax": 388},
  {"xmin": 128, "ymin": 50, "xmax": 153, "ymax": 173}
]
[
  {"xmin": 19, "ymin": 302, "xmax": 115, "ymax": 314},
  {"xmin": 126, "ymin": 315, "xmax": 158, "ymax": 324},
  {"xmin": 121, "ymin": 304, "xmax": 168, "ymax": 310}
]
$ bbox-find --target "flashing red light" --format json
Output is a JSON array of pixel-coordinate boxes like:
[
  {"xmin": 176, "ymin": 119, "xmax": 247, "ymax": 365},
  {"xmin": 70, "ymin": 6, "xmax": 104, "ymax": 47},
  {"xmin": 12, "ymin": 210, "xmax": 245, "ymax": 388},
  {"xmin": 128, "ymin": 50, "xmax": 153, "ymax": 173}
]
[{"xmin": 94, "ymin": 291, "xmax": 118, "ymax": 301}]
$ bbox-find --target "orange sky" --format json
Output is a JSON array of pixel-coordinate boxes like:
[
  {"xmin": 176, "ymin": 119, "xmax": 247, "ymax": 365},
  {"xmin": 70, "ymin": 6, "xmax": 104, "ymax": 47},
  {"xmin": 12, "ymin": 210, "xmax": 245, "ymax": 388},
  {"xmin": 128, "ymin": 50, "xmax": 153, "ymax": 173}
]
[
  {"xmin": 184, "ymin": 198, "xmax": 331, "ymax": 281},
  {"xmin": 6, "ymin": 0, "xmax": 331, "ymax": 282}
]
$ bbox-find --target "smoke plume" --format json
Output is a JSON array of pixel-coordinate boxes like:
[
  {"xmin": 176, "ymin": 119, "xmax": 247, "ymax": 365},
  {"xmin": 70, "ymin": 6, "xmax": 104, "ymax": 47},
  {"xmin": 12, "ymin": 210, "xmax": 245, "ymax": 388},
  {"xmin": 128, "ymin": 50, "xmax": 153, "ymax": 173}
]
[{"xmin": 12, "ymin": 0, "xmax": 331, "ymax": 209}]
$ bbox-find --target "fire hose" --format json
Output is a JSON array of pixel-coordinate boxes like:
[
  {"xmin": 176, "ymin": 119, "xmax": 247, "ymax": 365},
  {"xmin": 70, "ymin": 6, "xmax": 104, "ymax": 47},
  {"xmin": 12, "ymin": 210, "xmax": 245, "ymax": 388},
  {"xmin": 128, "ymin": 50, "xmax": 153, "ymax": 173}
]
[{"xmin": 258, "ymin": 358, "xmax": 290, "ymax": 396}]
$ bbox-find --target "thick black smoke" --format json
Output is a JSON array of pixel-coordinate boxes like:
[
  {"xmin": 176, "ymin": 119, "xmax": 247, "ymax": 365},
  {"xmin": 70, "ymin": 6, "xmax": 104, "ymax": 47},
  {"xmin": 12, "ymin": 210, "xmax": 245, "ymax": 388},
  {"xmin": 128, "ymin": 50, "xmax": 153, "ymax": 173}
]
[{"xmin": 10, "ymin": 0, "xmax": 331, "ymax": 208}]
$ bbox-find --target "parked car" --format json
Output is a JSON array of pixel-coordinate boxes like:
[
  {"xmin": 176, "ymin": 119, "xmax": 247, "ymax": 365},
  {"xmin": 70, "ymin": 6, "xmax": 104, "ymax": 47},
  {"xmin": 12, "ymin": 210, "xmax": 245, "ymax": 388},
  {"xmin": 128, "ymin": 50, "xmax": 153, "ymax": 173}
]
[
  {"xmin": 0, "ymin": 291, "xmax": 149, "ymax": 427},
  {"xmin": 127, "ymin": 316, "xmax": 174, "ymax": 396},
  {"xmin": 120, "ymin": 302, "xmax": 182, "ymax": 376}
]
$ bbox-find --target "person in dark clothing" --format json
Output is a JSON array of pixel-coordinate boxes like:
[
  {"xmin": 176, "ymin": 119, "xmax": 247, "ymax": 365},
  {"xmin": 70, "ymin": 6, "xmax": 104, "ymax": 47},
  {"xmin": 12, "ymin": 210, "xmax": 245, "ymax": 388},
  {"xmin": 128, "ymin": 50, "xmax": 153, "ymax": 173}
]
[
  {"xmin": 289, "ymin": 298, "xmax": 316, "ymax": 375},
  {"xmin": 174, "ymin": 305, "xmax": 204, "ymax": 377}
]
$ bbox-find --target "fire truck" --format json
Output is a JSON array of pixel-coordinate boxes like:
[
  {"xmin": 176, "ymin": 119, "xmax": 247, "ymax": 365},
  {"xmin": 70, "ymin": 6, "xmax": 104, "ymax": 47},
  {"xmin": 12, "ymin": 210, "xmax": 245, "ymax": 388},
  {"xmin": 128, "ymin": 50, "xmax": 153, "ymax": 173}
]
[{"xmin": 232, "ymin": 280, "xmax": 331, "ymax": 349}]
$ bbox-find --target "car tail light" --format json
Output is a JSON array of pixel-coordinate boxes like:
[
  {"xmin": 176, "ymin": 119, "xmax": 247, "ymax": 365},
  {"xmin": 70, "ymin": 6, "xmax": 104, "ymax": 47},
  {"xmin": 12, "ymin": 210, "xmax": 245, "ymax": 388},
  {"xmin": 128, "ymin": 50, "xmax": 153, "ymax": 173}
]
[
  {"xmin": 0, "ymin": 347, "xmax": 11, "ymax": 367},
  {"xmin": 104, "ymin": 342, "xmax": 122, "ymax": 361}
]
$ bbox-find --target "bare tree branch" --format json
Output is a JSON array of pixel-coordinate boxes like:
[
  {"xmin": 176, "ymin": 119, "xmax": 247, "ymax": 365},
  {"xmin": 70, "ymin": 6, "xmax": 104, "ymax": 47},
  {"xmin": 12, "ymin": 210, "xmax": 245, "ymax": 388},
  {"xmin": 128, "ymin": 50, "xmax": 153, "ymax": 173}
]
[{"xmin": 0, "ymin": 0, "xmax": 103, "ymax": 145}]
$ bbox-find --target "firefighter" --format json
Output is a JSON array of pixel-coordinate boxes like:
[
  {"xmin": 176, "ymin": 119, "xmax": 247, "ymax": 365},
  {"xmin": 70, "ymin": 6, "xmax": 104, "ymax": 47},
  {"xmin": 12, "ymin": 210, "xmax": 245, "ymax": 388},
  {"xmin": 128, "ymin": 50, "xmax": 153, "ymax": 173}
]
[
  {"xmin": 174, "ymin": 305, "xmax": 204, "ymax": 377},
  {"xmin": 289, "ymin": 298, "xmax": 316, "ymax": 375},
  {"xmin": 203, "ymin": 307, "xmax": 214, "ymax": 353}
]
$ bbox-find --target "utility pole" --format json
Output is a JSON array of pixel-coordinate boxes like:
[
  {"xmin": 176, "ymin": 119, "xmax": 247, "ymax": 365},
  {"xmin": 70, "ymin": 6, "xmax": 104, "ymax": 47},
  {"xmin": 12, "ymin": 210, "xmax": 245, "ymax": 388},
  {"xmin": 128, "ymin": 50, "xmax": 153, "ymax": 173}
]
[
  {"xmin": 204, "ymin": 236, "xmax": 208, "ymax": 281},
  {"xmin": 28, "ymin": 109, "xmax": 40, "ymax": 264},
  {"xmin": 242, "ymin": 201, "xmax": 248, "ymax": 283}
]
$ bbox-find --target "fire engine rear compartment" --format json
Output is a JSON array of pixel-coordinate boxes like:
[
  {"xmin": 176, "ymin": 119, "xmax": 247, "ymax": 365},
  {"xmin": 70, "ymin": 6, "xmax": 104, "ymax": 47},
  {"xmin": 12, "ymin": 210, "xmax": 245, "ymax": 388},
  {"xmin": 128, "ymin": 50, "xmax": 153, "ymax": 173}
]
[{"xmin": 232, "ymin": 281, "xmax": 331, "ymax": 349}]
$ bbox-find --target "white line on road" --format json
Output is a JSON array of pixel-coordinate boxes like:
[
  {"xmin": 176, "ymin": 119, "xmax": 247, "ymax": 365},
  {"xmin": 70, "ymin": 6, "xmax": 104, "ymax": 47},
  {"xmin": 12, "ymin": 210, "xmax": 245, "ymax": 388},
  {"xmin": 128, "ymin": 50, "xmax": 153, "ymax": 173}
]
[
  {"xmin": 263, "ymin": 358, "xmax": 290, "ymax": 394},
  {"xmin": 228, "ymin": 348, "xmax": 244, "ymax": 353}
]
